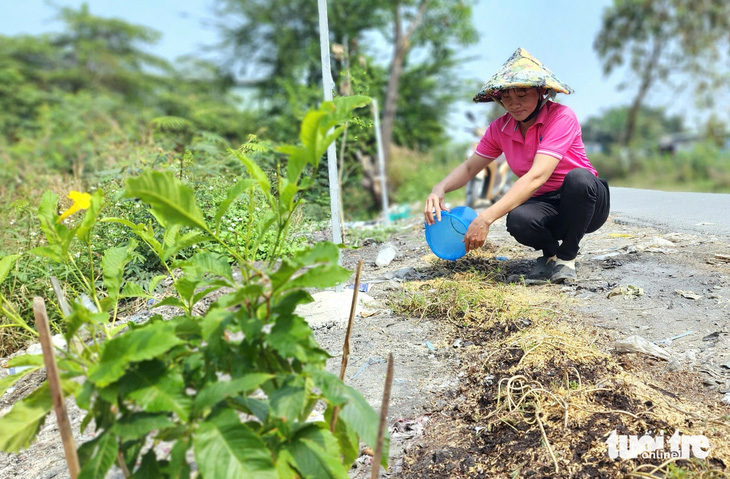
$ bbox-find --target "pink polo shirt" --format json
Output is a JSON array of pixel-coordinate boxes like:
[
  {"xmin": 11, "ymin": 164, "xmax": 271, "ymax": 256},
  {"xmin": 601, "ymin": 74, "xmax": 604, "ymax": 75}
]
[{"xmin": 475, "ymin": 101, "xmax": 597, "ymax": 197}]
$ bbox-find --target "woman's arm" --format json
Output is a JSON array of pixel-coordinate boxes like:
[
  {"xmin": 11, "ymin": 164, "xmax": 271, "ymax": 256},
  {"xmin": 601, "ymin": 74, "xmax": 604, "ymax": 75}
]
[
  {"xmin": 463, "ymin": 153, "xmax": 560, "ymax": 252},
  {"xmin": 424, "ymin": 152, "xmax": 494, "ymax": 225}
]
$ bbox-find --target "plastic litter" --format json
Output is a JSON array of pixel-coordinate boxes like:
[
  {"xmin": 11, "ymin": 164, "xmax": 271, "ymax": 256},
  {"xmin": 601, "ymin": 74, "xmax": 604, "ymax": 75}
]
[
  {"xmin": 658, "ymin": 330, "xmax": 694, "ymax": 346},
  {"xmin": 346, "ymin": 283, "xmax": 369, "ymax": 292},
  {"xmin": 352, "ymin": 357, "xmax": 386, "ymax": 379},
  {"xmin": 613, "ymin": 335, "xmax": 671, "ymax": 361},
  {"xmin": 388, "ymin": 204, "xmax": 411, "ymax": 221},
  {"xmin": 7, "ymin": 366, "xmax": 32, "ymax": 376},
  {"xmin": 676, "ymin": 290, "xmax": 702, "ymax": 300},
  {"xmin": 375, "ymin": 243, "xmax": 398, "ymax": 267},
  {"xmin": 425, "ymin": 341, "xmax": 435, "ymax": 352},
  {"xmin": 79, "ymin": 293, "xmax": 98, "ymax": 313},
  {"xmin": 495, "ymin": 256, "xmax": 510, "ymax": 261},
  {"xmin": 607, "ymin": 285, "xmax": 644, "ymax": 299}
]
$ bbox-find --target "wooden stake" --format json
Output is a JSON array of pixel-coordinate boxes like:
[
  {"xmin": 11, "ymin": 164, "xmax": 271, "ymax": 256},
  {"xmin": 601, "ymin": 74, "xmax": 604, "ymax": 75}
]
[
  {"xmin": 371, "ymin": 352, "xmax": 394, "ymax": 479},
  {"xmin": 331, "ymin": 259, "xmax": 364, "ymax": 433},
  {"xmin": 34, "ymin": 297, "xmax": 80, "ymax": 479}
]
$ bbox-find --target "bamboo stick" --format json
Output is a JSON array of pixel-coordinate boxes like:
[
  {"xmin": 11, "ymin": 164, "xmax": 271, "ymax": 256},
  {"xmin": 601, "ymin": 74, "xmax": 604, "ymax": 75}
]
[
  {"xmin": 371, "ymin": 352, "xmax": 394, "ymax": 479},
  {"xmin": 331, "ymin": 259, "xmax": 364, "ymax": 433},
  {"xmin": 33, "ymin": 297, "xmax": 80, "ymax": 479}
]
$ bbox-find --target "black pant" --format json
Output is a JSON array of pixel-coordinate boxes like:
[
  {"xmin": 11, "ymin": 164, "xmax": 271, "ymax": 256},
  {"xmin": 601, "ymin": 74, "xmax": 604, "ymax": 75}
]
[{"xmin": 505, "ymin": 168, "xmax": 610, "ymax": 260}]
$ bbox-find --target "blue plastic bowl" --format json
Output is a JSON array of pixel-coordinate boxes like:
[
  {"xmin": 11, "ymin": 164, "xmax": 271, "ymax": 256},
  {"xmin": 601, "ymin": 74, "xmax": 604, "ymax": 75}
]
[{"xmin": 424, "ymin": 206, "xmax": 478, "ymax": 260}]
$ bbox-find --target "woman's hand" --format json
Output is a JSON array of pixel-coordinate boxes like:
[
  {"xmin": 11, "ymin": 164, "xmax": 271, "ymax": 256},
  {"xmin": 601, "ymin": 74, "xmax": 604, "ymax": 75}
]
[
  {"xmin": 464, "ymin": 215, "xmax": 490, "ymax": 253},
  {"xmin": 424, "ymin": 189, "xmax": 448, "ymax": 225}
]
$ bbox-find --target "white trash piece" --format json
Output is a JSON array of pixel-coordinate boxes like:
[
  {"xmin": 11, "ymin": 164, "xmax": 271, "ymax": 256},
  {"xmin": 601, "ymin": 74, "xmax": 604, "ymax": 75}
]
[
  {"xmin": 612, "ymin": 335, "xmax": 671, "ymax": 361},
  {"xmin": 375, "ymin": 242, "xmax": 398, "ymax": 267}
]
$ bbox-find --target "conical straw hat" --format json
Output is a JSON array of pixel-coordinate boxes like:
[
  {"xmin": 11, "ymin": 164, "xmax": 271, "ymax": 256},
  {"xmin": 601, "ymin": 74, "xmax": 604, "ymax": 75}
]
[{"xmin": 474, "ymin": 48, "xmax": 574, "ymax": 103}]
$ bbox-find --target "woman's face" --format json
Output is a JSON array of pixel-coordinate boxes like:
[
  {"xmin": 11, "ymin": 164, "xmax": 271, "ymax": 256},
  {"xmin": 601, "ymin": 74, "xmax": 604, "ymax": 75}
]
[{"xmin": 499, "ymin": 88, "xmax": 541, "ymax": 122}]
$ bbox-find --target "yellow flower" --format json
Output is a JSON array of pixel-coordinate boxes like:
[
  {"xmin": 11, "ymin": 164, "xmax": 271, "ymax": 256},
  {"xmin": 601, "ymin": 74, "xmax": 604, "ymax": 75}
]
[{"xmin": 57, "ymin": 191, "xmax": 91, "ymax": 223}]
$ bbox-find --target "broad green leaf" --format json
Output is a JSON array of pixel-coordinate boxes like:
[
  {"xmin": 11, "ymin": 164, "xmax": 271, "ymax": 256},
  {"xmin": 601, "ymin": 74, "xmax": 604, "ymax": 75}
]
[
  {"xmin": 152, "ymin": 296, "xmax": 187, "ymax": 310},
  {"xmin": 102, "ymin": 218, "xmax": 163, "ymax": 257},
  {"xmin": 283, "ymin": 424, "xmax": 349, "ymax": 479},
  {"xmin": 130, "ymin": 449, "xmax": 162, "ymax": 479},
  {"xmin": 125, "ymin": 363, "xmax": 191, "ymax": 422},
  {"xmin": 148, "ymin": 274, "xmax": 169, "ymax": 294},
  {"xmin": 78, "ymin": 431, "xmax": 117, "ymax": 479},
  {"xmin": 161, "ymin": 231, "xmax": 214, "ymax": 262},
  {"xmin": 75, "ymin": 189, "xmax": 104, "ymax": 243},
  {"xmin": 213, "ymin": 178, "xmax": 257, "ymax": 232},
  {"xmin": 29, "ymin": 245, "xmax": 63, "ymax": 262},
  {"xmin": 193, "ymin": 409, "xmax": 276, "ymax": 479},
  {"xmin": 212, "ymin": 284, "xmax": 265, "ymax": 310},
  {"xmin": 268, "ymin": 315, "xmax": 329, "ymax": 364},
  {"xmin": 279, "ymin": 182, "xmax": 300, "ymax": 211},
  {"xmin": 172, "ymin": 276, "xmax": 197, "ymax": 305},
  {"xmin": 112, "ymin": 413, "xmax": 175, "ymax": 441},
  {"xmin": 0, "ymin": 381, "xmax": 77, "ymax": 452},
  {"xmin": 101, "ymin": 239, "xmax": 139, "ymax": 303},
  {"xmin": 323, "ymin": 96, "xmax": 371, "ymax": 126},
  {"xmin": 124, "ymin": 170, "xmax": 209, "ymax": 232},
  {"xmin": 120, "ymin": 282, "xmax": 151, "ymax": 299},
  {"xmin": 36, "ymin": 191, "xmax": 75, "ymax": 254},
  {"xmin": 64, "ymin": 305, "xmax": 109, "ymax": 342},
  {"xmin": 229, "ymin": 150, "xmax": 273, "ymax": 203},
  {"xmin": 287, "ymin": 264, "xmax": 351, "ymax": 290},
  {"xmin": 0, "ymin": 254, "xmax": 21, "ymax": 284},
  {"xmin": 294, "ymin": 241, "xmax": 341, "ymax": 265},
  {"xmin": 271, "ymin": 290, "xmax": 313, "ymax": 317},
  {"xmin": 0, "ymin": 365, "xmax": 40, "ymax": 397},
  {"xmin": 274, "ymin": 448, "xmax": 298, "ymax": 479},
  {"xmin": 232, "ymin": 396, "xmax": 269, "ymax": 423},
  {"xmin": 161, "ymin": 223, "xmax": 182, "ymax": 251},
  {"xmin": 309, "ymin": 370, "xmax": 348, "ymax": 406},
  {"xmin": 326, "ymin": 405, "xmax": 359, "ymax": 467},
  {"xmin": 313, "ymin": 125, "xmax": 345, "ymax": 166},
  {"xmin": 201, "ymin": 308, "xmax": 233, "ymax": 345},
  {"xmin": 177, "ymin": 251, "xmax": 233, "ymax": 282},
  {"xmin": 87, "ymin": 321, "xmax": 183, "ymax": 387},
  {"xmin": 192, "ymin": 284, "xmax": 227, "ymax": 306},
  {"xmin": 339, "ymin": 384, "xmax": 390, "ymax": 467},
  {"xmin": 6, "ymin": 354, "xmax": 43, "ymax": 367},
  {"xmin": 193, "ymin": 374, "xmax": 272, "ymax": 412},
  {"xmin": 269, "ymin": 242, "xmax": 343, "ymax": 293},
  {"xmin": 299, "ymin": 110, "xmax": 328, "ymax": 150},
  {"xmin": 165, "ymin": 438, "xmax": 192, "ymax": 479},
  {"xmin": 269, "ymin": 378, "xmax": 306, "ymax": 422}
]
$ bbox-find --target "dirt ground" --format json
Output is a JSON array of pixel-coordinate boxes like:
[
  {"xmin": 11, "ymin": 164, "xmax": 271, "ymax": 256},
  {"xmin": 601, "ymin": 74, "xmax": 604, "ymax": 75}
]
[{"xmin": 1, "ymin": 206, "xmax": 729, "ymax": 478}]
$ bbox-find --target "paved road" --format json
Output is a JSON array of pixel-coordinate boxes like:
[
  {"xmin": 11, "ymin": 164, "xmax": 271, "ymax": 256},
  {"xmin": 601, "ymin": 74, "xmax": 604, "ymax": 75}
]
[{"xmin": 610, "ymin": 186, "xmax": 730, "ymax": 238}]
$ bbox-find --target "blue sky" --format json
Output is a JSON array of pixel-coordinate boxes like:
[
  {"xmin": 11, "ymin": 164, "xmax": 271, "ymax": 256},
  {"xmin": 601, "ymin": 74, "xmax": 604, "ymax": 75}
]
[{"xmin": 0, "ymin": 0, "xmax": 708, "ymax": 134}]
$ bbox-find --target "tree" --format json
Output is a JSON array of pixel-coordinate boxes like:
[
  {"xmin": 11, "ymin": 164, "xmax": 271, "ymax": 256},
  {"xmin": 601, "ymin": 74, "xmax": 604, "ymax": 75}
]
[
  {"xmin": 593, "ymin": 0, "xmax": 730, "ymax": 146},
  {"xmin": 582, "ymin": 105, "xmax": 684, "ymax": 154},
  {"xmin": 380, "ymin": 0, "xmax": 477, "ymax": 164},
  {"xmin": 0, "ymin": 4, "xmax": 256, "ymax": 181},
  {"xmin": 214, "ymin": 0, "xmax": 478, "ymax": 210}
]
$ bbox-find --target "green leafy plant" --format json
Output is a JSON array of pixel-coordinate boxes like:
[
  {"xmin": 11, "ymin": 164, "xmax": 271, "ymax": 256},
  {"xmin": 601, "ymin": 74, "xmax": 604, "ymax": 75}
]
[{"xmin": 0, "ymin": 95, "xmax": 388, "ymax": 478}]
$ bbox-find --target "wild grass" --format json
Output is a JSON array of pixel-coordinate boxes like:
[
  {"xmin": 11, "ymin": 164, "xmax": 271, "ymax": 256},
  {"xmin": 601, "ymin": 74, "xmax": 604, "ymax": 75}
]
[{"xmin": 392, "ymin": 267, "xmax": 730, "ymax": 478}]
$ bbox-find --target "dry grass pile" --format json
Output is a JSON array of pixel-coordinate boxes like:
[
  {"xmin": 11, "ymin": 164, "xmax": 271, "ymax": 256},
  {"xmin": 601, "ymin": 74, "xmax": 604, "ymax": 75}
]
[{"xmin": 393, "ymin": 255, "xmax": 730, "ymax": 478}]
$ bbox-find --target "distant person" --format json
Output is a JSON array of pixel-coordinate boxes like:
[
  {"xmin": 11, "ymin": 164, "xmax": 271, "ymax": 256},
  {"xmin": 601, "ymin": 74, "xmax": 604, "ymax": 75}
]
[{"xmin": 424, "ymin": 48, "xmax": 610, "ymax": 283}]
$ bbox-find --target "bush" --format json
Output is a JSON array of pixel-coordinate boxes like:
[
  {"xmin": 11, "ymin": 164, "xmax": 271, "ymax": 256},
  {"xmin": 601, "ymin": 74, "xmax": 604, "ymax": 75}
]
[{"xmin": 0, "ymin": 96, "xmax": 388, "ymax": 478}]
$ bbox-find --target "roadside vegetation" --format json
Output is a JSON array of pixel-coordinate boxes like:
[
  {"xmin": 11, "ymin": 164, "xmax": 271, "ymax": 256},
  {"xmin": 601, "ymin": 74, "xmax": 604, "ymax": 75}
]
[{"xmin": 1, "ymin": 1, "xmax": 730, "ymax": 476}]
